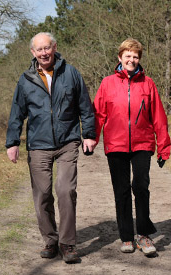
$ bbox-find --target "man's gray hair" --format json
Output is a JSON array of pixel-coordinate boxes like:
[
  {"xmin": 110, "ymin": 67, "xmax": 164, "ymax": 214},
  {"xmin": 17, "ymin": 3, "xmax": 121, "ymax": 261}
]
[{"xmin": 30, "ymin": 32, "xmax": 57, "ymax": 49}]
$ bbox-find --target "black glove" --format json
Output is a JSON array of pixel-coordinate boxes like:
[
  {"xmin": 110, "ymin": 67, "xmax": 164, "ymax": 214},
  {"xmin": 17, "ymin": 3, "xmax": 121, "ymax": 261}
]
[
  {"xmin": 82, "ymin": 143, "xmax": 94, "ymax": 156},
  {"xmin": 157, "ymin": 157, "xmax": 165, "ymax": 168}
]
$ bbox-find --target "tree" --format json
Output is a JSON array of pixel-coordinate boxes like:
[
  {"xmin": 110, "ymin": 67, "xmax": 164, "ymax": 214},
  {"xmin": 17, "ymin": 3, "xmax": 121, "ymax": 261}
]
[
  {"xmin": 0, "ymin": 0, "xmax": 31, "ymax": 50},
  {"xmin": 52, "ymin": 0, "xmax": 170, "ymax": 104},
  {"xmin": 0, "ymin": 0, "xmax": 170, "ymax": 132}
]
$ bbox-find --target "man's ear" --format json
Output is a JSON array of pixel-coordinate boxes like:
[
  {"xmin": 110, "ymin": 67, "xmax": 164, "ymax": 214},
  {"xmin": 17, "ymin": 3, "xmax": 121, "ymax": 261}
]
[
  {"xmin": 31, "ymin": 48, "xmax": 36, "ymax": 57},
  {"xmin": 118, "ymin": 55, "xmax": 121, "ymax": 62},
  {"xmin": 53, "ymin": 43, "xmax": 57, "ymax": 51}
]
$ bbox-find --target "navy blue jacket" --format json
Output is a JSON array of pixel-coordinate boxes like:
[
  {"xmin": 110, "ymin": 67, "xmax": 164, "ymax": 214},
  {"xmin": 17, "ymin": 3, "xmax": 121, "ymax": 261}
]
[{"xmin": 6, "ymin": 53, "xmax": 96, "ymax": 150}]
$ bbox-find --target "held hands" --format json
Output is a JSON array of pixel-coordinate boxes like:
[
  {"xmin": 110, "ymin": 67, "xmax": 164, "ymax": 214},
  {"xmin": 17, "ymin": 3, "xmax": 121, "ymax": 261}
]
[
  {"xmin": 82, "ymin": 139, "xmax": 96, "ymax": 156},
  {"xmin": 7, "ymin": 146, "xmax": 19, "ymax": 163},
  {"xmin": 157, "ymin": 157, "xmax": 165, "ymax": 168}
]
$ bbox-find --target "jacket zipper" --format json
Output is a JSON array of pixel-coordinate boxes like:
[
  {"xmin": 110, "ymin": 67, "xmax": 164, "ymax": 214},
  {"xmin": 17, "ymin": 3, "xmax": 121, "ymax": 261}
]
[
  {"xmin": 135, "ymin": 99, "xmax": 146, "ymax": 125},
  {"xmin": 25, "ymin": 68, "xmax": 59, "ymax": 147},
  {"xmin": 50, "ymin": 83, "xmax": 57, "ymax": 147},
  {"xmin": 128, "ymin": 80, "xmax": 131, "ymax": 152}
]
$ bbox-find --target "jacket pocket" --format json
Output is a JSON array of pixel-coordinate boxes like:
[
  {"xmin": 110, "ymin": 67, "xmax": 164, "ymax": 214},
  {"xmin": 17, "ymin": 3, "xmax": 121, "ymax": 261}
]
[
  {"xmin": 57, "ymin": 88, "xmax": 74, "ymax": 118},
  {"xmin": 135, "ymin": 99, "xmax": 146, "ymax": 125}
]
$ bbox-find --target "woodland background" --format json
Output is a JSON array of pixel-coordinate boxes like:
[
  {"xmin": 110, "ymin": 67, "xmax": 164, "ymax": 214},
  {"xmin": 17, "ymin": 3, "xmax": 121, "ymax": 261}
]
[
  {"xmin": 0, "ymin": 0, "xmax": 171, "ymax": 133},
  {"xmin": 0, "ymin": 1, "xmax": 171, "ymax": 267}
]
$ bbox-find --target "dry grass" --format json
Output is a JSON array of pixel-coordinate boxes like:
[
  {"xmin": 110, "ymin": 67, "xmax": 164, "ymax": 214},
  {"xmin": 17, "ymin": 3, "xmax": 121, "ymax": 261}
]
[{"xmin": 0, "ymin": 132, "xmax": 29, "ymax": 209}]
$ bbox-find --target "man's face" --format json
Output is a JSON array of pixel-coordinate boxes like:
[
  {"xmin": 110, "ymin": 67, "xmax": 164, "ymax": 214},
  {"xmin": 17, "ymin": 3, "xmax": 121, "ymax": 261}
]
[
  {"xmin": 118, "ymin": 50, "xmax": 139, "ymax": 77},
  {"xmin": 31, "ymin": 34, "xmax": 57, "ymax": 70}
]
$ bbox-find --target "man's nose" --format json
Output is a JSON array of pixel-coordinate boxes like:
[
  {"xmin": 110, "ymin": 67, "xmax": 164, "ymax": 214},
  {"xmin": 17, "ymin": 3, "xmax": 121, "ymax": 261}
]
[{"xmin": 42, "ymin": 49, "xmax": 48, "ymax": 54}]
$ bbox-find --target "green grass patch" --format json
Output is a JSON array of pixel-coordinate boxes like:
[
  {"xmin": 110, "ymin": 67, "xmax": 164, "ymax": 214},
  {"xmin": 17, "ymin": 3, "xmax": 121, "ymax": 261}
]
[
  {"xmin": 0, "ymin": 196, "xmax": 35, "ymax": 259},
  {"xmin": 0, "ymin": 217, "xmax": 29, "ymax": 258}
]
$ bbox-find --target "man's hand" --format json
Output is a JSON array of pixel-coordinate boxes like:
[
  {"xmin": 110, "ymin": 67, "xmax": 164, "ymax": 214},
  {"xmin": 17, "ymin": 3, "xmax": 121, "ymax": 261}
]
[
  {"xmin": 83, "ymin": 139, "xmax": 96, "ymax": 155},
  {"xmin": 7, "ymin": 146, "xmax": 19, "ymax": 163}
]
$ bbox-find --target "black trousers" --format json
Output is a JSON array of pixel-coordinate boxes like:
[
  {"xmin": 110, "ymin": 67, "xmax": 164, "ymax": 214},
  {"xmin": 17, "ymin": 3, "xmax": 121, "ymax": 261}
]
[{"xmin": 107, "ymin": 151, "xmax": 157, "ymax": 242}]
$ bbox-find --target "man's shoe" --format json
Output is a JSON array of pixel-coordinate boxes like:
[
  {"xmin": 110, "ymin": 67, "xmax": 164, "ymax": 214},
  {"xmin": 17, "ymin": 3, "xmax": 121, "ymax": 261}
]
[
  {"xmin": 136, "ymin": 235, "xmax": 156, "ymax": 255},
  {"xmin": 59, "ymin": 243, "xmax": 80, "ymax": 263},
  {"xmin": 40, "ymin": 244, "xmax": 58, "ymax": 259},
  {"xmin": 120, "ymin": 241, "xmax": 134, "ymax": 253}
]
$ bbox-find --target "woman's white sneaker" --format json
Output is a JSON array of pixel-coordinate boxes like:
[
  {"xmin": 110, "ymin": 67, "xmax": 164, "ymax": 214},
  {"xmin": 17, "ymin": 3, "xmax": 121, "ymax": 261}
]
[
  {"xmin": 120, "ymin": 241, "xmax": 134, "ymax": 253},
  {"xmin": 136, "ymin": 235, "xmax": 156, "ymax": 255}
]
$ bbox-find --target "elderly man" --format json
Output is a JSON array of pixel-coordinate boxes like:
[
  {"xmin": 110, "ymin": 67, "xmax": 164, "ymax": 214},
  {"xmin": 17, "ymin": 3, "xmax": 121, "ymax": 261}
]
[{"xmin": 6, "ymin": 32, "xmax": 96, "ymax": 263}]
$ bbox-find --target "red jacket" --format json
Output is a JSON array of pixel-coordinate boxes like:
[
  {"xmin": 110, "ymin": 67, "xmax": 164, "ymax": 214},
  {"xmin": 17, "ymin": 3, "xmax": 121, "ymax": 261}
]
[{"xmin": 93, "ymin": 64, "xmax": 171, "ymax": 160}]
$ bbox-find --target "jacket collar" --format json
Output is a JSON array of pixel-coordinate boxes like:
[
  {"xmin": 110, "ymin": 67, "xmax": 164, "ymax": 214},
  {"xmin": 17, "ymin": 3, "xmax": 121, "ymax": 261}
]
[
  {"xmin": 114, "ymin": 62, "xmax": 145, "ymax": 80},
  {"xmin": 23, "ymin": 52, "xmax": 66, "ymax": 92}
]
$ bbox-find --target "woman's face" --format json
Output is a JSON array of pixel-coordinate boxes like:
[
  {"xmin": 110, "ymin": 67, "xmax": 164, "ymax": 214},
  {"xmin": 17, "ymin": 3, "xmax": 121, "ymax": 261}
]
[{"xmin": 118, "ymin": 50, "xmax": 139, "ymax": 77}]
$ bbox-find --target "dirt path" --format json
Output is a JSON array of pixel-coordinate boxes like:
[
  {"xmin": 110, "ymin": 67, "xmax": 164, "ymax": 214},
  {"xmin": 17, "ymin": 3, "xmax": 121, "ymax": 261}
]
[{"xmin": 1, "ymin": 140, "xmax": 171, "ymax": 275}]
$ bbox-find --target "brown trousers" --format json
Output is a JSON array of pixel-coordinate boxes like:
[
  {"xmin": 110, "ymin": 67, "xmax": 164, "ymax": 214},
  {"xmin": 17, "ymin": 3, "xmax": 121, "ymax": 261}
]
[{"xmin": 28, "ymin": 141, "xmax": 80, "ymax": 246}]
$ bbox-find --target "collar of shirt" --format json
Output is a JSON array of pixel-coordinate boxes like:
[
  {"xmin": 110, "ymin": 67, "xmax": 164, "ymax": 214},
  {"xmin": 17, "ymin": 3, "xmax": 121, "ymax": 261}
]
[{"xmin": 37, "ymin": 67, "xmax": 54, "ymax": 93}]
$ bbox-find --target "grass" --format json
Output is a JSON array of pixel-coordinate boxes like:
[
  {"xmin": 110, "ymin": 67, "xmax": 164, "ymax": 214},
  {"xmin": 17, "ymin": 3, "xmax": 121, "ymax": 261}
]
[
  {"xmin": 0, "ymin": 132, "xmax": 34, "ymax": 263},
  {"xmin": 0, "ymin": 133, "xmax": 29, "ymax": 209},
  {"xmin": 0, "ymin": 210, "xmax": 35, "ymax": 260},
  {"xmin": 1, "ymin": 223, "xmax": 25, "ymax": 244}
]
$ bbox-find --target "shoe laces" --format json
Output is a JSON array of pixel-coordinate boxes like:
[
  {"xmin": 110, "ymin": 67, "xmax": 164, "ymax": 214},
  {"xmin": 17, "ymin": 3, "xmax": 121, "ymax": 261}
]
[
  {"xmin": 62, "ymin": 244, "xmax": 75, "ymax": 252},
  {"xmin": 45, "ymin": 244, "xmax": 56, "ymax": 249},
  {"xmin": 138, "ymin": 235, "xmax": 154, "ymax": 247},
  {"xmin": 68, "ymin": 245, "xmax": 75, "ymax": 252},
  {"xmin": 123, "ymin": 241, "xmax": 132, "ymax": 246}
]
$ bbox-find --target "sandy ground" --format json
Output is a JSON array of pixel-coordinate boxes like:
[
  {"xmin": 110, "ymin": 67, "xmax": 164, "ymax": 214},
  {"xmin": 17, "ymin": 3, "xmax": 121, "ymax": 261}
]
[{"xmin": 0, "ymin": 140, "xmax": 171, "ymax": 275}]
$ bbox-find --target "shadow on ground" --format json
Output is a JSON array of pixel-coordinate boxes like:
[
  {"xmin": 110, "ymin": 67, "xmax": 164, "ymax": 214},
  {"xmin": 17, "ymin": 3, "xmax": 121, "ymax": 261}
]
[
  {"xmin": 152, "ymin": 219, "xmax": 171, "ymax": 251},
  {"xmin": 18, "ymin": 218, "xmax": 171, "ymax": 275},
  {"xmin": 76, "ymin": 218, "xmax": 171, "ymax": 256},
  {"xmin": 77, "ymin": 220, "xmax": 119, "ymax": 256}
]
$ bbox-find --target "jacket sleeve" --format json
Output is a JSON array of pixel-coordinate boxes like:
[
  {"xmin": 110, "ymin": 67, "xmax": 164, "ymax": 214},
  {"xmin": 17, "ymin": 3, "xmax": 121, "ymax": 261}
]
[
  {"xmin": 6, "ymin": 79, "xmax": 27, "ymax": 148},
  {"xmin": 150, "ymin": 80, "xmax": 171, "ymax": 160},
  {"xmin": 75, "ymin": 70, "xmax": 96, "ymax": 139},
  {"xmin": 93, "ymin": 79, "xmax": 107, "ymax": 145}
]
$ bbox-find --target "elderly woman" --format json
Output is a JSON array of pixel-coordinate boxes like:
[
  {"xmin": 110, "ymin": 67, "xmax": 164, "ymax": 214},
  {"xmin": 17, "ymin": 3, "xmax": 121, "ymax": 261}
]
[{"xmin": 93, "ymin": 38, "xmax": 171, "ymax": 256}]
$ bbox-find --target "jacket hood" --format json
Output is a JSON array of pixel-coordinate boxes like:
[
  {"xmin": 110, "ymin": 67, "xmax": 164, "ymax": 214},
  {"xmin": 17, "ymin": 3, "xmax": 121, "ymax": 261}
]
[{"xmin": 114, "ymin": 62, "xmax": 145, "ymax": 79}]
